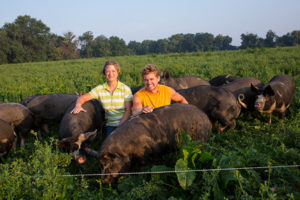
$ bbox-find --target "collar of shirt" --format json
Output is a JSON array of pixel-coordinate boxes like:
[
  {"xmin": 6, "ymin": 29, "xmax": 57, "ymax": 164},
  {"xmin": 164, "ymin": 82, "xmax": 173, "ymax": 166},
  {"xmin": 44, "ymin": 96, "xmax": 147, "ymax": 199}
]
[{"xmin": 102, "ymin": 81, "xmax": 122, "ymax": 92}]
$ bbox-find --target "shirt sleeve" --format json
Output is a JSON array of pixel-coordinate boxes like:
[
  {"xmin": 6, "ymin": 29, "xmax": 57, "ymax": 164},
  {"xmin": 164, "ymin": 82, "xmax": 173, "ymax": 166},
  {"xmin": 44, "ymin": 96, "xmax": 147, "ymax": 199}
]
[
  {"xmin": 124, "ymin": 85, "xmax": 133, "ymax": 101},
  {"xmin": 89, "ymin": 86, "xmax": 100, "ymax": 99}
]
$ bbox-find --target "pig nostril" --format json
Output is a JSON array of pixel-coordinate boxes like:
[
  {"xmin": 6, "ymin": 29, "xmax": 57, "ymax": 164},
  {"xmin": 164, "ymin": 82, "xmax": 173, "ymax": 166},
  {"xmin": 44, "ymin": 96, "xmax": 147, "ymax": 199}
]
[{"xmin": 255, "ymin": 102, "xmax": 260, "ymax": 108}]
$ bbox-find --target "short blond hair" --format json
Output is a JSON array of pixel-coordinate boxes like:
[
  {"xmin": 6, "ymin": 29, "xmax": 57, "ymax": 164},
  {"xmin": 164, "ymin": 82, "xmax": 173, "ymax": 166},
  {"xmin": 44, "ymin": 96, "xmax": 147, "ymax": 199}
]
[
  {"xmin": 102, "ymin": 60, "xmax": 120, "ymax": 75},
  {"xmin": 142, "ymin": 64, "xmax": 160, "ymax": 77}
]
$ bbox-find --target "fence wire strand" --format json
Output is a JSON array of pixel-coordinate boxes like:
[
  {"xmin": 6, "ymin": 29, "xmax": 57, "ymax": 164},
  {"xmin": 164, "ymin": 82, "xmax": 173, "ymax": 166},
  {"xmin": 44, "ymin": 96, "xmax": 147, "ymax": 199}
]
[{"xmin": 30, "ymin": 164, "xmax": 300, "ymax": 178}]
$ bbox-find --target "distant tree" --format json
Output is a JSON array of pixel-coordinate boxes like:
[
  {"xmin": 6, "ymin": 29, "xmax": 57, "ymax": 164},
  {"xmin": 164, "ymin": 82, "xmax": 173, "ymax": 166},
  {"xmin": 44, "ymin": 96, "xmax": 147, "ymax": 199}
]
[
  {"xmin": 213, "ymin": 34, "xmax": 233, "ymax": 50},
  {"xmin": 127, "ymin": 41, "xmax": 142, "ymax": 55},
  {"xmin": 48, "ymin": 34, "xmax": 64, "ymax": 61},
  {"xmin": 79, "ymin": 31, "xmax": 94, "ymax": 58},
  {"xmin": 0, "ymin": 30, "xmax": 9, "ymax": 64},
  {"xmin": 109, "ymin": 36, "xmax": 128, "ymax": 56},
  {"xmin": 276, "ymin": 32, "xmax": 293, "ymax": 46},
  {"xmin": 155, "ymin": 39, "xmax": 169, "ymax": 54},
  {"xmin": 240, "ymin": 33, "xmax": 263, "ymax": 49},
  {"xmin": 181, "ymin": 34, "xmax": 197, "ymax": 52},
  {"xmin": 139, "ymin": 40, "xmax": 156, "ymax": 54},
  {"xmin": 291, "ymin": 30, "xmax": 300, "ymax": 45},
  {"xmin": 61, "ymin": 32, "xmax": 79, "ymax": 59},
  {"xmin": 93, "ymin": 35, "xmax": 111, "ymax": 57},
  {"xmin": 264, "ymin": 30, "xmax": 277, "ymax": 48},
  {"xmin": 2, "ymin": 15, "xmax": 52, "ymax": 62},
  {"xmin": 194, "ymin": 33, "xmax": 214, "ymax": 51},
  {"xmin": 168, "ymin": 33, "xmax": 184, "ymax": 52}
]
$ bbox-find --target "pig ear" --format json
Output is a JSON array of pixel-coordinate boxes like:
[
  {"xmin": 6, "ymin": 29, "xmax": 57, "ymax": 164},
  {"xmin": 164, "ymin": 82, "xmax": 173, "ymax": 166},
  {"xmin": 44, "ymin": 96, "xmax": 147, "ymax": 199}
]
[
  {"xmin": 101, "ymin": 152, "xmax": 116, "ymax": 161},
  {"xmin": 163, "ymin": 69, "xmax": 170, "ymax": 79},
  {"xmin": 264, "ymin": 85, "xmax": 275, "ymax": 96},
  {"xmin": 82, "ymin": 129, "xmax": 98, "ymax": 142},
  {"xmin": 251, "ymin": 83, "xmax": 259, "ymax": 93},
  {"xmin": 57, "ymin": 137, "xmax": 72, "ymax": 148}
]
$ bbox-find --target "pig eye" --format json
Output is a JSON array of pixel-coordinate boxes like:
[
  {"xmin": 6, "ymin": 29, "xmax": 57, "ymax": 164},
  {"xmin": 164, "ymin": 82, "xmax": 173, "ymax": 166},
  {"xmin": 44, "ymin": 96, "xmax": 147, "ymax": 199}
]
[{"xmin": 70, "ymin": 144, "xmax": 79, "ymax": 152}]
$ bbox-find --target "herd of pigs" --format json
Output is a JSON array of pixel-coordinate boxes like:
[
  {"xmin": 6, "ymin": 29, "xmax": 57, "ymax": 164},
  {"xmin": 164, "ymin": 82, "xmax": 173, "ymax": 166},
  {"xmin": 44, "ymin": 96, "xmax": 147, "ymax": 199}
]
[{"xmin": 0, "ymin": 70, "xmax": 295, "ymax": 184}]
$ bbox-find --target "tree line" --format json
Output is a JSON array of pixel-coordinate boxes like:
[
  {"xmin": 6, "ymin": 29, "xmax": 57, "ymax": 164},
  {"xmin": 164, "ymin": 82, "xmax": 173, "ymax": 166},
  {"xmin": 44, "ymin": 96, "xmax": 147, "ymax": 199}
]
[{"xmin": 1, "ymin": 15, "xmax": 300, "ymax": 64}]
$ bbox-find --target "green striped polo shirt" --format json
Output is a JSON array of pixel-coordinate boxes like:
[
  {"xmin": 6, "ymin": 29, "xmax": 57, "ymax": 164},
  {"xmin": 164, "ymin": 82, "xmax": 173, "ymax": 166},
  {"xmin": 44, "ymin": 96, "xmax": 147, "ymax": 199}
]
[{"xmin": 89, "ymin": 81, "xmax": 133, "ymax": 127}]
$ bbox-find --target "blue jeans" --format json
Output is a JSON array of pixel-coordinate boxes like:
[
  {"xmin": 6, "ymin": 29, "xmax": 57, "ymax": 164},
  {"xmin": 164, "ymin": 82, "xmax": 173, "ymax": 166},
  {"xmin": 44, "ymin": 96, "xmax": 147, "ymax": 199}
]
[{"xmin": 106, "ymin": 126, "xmax": 117, "ymax": 137}]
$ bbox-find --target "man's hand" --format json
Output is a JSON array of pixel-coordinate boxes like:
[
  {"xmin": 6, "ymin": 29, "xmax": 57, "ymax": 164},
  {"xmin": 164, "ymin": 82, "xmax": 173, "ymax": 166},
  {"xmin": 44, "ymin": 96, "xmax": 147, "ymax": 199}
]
[{"xmin": 142, "ymin": 105, "xmax": 154, "ymax": 113}]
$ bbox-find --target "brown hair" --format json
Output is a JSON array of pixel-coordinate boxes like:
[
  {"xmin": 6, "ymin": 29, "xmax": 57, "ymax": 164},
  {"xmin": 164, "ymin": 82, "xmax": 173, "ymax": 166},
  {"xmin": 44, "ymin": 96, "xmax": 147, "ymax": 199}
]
[
  {"xmin": 141, "ymin": 64, "xmax": 160, "ymax": 77},
  {"xmin": 102, "ymin": 60, "xmax": 120, "ymax": 75}
]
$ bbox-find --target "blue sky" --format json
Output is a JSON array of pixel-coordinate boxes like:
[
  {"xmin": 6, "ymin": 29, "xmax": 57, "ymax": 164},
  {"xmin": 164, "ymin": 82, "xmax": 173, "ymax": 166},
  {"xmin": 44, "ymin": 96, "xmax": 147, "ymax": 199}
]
[{"xmin": 1, "ymin": 0, "xmax": 299, "ymax": 46}]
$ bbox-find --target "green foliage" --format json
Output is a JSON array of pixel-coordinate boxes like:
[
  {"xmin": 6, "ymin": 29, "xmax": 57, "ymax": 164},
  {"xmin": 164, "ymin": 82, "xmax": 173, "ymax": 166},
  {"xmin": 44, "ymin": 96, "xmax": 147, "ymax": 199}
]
[{"xmin": 175, "ymin": 131, "xmax": 214, "ymax": 190}]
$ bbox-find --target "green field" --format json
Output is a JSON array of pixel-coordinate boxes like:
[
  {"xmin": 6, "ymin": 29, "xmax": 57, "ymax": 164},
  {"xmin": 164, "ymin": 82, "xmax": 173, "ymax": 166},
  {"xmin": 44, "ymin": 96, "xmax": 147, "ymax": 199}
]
[{"xmin": 0, "ymin": 46, "xmax": 299, "ymax": 199}]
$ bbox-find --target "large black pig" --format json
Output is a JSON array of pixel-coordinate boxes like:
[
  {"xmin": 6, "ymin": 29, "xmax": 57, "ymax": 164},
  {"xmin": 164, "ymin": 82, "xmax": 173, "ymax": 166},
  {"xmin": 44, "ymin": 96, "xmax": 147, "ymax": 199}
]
[
  {"xmin": 251, "ymin": 74, "xmax": 294, "ymax": 123},
  {"xmin": 0, "ymin": 103, "xmax": 34, "ymax": 147},
  {"xmin": 209, "ymin": 75, "xmax": 239, "ymax": 86},
  {"xmin": 130, "ymin": 85, "xmax": 144, "ymax": 95},
  {"xmin": 220, "ymin": 77, "xmax": 265, "ymax": 110},
  {"xmin": 21, "ymin": 93, "xmax": 78, "ymax": 133},
  {"xmin": 98, "ymin": 103, "xmax": 212, "ymax": 184},
  {"xmin": 0, "ymin": 119, "xmax": 16, "ymax": 157},
  {"xmin": 58, "ymin": 99, "xmax": 105, "ymax": 164},
  {"xmin": 160, "ymin": 69, "xmax": 210, "ymax": 90},
  {"xmin": 177, "ymin": 85, "xmax": 241, "ymax": 131}
]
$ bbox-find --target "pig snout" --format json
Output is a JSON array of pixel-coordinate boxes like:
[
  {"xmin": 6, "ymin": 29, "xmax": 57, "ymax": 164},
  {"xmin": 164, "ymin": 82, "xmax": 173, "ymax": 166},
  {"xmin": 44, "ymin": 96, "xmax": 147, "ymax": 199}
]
[
  {"xmin": 73, "ymin": 150, "xmax": 87, "ymax": 164},
  {"xmin": 254, "ymin": 101, "xmax": 264, "ymax": 110},
  {"xmin": 76, "ymin": 156, "xmax": 86, "ymax": 164}
]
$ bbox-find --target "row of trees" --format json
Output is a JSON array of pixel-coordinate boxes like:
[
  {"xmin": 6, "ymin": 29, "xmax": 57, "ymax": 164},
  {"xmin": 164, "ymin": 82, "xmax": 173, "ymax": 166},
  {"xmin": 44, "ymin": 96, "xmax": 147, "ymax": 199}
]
[{"xmin": 1, "ymin": 15, "xmax": 300, "ymax": 64}]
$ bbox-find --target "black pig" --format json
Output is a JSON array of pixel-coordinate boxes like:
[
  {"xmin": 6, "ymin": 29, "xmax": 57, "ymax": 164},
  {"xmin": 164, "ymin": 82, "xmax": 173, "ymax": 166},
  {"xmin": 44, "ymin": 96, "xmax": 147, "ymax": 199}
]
[
  {"xmin": 177, "ymin": 85, "xmax": 241, "ymax": 131},
  {"xmin": 160, "ymin": 69, "xmax": 210, "ymax": 90},
  {"xmin": 21, "ymin": 93, "xmax": 78, "ymax": 133},
  {"xmin": 251, "ymin": 74, "xmax": 294, "ymax": 123},
  {"xmin": 209, "ymin": 75, "xmax": 239, "ymax": 86},
  {"xmin": 0, "ymin": 103, "xmax": 34, "ymax": 147},
  {"xmin": 221, "ymin": 77, "xmax": 264, "ymax": 110},
  {"xmin": 58, "ymin": 100, "xmax": 105, "ymax": 164},
  {"xmin": 0, "ymin": 119, "xmax": 16, "ymax": 157},
  {"xmin": 98, "ymin": 104, "xmax": 212, "ymax": 184}
]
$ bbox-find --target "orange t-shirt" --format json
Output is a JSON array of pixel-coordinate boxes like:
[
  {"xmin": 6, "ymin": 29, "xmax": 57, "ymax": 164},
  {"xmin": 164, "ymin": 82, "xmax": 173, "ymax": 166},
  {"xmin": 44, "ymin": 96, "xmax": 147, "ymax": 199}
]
[{"xmin": 136, "ymin": 85, "xmax": 172, "ymax": 108}]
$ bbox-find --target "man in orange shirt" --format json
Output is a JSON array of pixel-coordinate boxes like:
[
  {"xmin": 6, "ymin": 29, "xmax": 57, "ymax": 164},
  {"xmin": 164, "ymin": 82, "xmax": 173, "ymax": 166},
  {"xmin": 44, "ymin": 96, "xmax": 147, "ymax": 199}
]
[{"xmin": 132, "ymin": 64, "xmax": 188, "ymax": 116}]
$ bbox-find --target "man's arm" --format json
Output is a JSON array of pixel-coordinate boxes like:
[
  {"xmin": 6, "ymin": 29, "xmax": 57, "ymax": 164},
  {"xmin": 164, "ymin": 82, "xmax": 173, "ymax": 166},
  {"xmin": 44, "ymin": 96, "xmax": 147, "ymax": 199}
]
[
  {"xmin": 170, "ymin": 88, "xmax": 188, "ymax": 104},
  {"xmin": 132, "ymin": 94, "xmax": 153, "ymax": 116}
]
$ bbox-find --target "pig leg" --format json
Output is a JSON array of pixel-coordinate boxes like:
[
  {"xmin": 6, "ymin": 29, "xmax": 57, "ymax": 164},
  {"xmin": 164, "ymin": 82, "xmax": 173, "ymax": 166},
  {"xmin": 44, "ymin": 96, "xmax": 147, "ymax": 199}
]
[
  {"xmin": 42, "ymin": 123, "xmax": 49, "ymax": 133},
  {"xmin": 278, "ymin": 111, "xmax": 286, "ymax": 119},
  {"xmin": 37, "ymin": 130, "xmax": 43, "ymax": 140},
  {"xmin": 12, "ymin": 137, "xmax": 18, "ymax": 149},
  {"xmin": 268, "ymin": 113, "xmax": 272, "ymax": 124},
  {"xmin": 20, "ymin": 136, "xmax": 25, "ymax": 148},
  {"xmin": 218, "ymin": 125, "xmax": 227, "ymax": 133},
  {"xmin": 17, "ymin": 130, "xmax": 26, "ymax": 148}
]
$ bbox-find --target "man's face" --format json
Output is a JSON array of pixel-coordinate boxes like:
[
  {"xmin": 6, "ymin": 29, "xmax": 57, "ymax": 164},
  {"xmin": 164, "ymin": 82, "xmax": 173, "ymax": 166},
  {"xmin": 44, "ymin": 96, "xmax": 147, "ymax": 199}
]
[{"xmin": 143, "ymin": 72, "xmax": 160, "ymax": 92}]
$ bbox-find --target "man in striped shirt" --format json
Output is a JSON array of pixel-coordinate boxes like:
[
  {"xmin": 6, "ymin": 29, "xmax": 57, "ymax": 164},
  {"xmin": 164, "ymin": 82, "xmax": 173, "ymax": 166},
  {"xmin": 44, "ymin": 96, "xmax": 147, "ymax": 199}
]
[{"xmin": 71, "ymin": 60, "xmax": 133, "ymax": 136}]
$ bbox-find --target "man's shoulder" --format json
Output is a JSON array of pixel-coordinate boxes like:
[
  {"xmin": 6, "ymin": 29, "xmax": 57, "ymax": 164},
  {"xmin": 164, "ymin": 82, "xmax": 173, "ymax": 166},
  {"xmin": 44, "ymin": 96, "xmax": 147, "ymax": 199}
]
[{"xmin": 159, "ymin": 84, "xmax": 172, "ymax": 92}]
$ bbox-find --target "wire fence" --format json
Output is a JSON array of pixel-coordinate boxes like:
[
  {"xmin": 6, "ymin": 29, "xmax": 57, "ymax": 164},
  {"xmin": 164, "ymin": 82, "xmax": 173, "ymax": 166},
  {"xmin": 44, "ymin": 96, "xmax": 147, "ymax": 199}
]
[{"xmin": 31, "ymin": 164, "xmax": 300, "ymax": 178}]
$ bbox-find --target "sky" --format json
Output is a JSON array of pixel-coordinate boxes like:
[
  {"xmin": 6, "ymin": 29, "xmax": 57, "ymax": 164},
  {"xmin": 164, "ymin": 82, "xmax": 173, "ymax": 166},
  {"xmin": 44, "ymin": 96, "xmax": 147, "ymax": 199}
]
[{"xmin": 1, "ymin": 0, "xmax": 300, "ymax": 46}]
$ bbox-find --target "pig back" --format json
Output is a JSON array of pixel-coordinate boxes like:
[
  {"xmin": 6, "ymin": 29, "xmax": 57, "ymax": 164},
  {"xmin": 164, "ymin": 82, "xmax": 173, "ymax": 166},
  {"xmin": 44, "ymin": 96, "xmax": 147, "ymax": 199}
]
[
  {"xmin": 177, "ymin": 85, "xmax": 241, "ymax": 128},
  {"xmin": 0, "ymin": 103, "xmax": 33, "ymax": 130},
  {"xmin": 24, "ymin": 93, "xmax": 78, "ymax": 121},
  {"xmin": 58, "ymin": 99, "xmax": 105, "ymax": 139},
  {"xmin": 268, "ymin": 74, "xmax": 294, "ymax": 107},
  {"xmin": 101, "ymin": 103, "xmax": 212, "ymax": 156}
]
